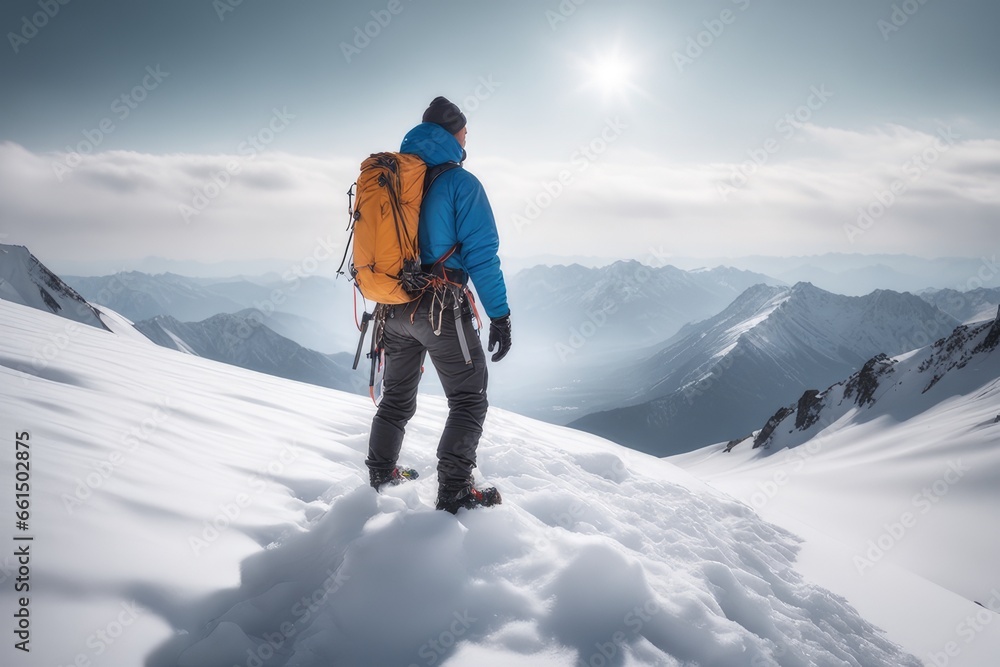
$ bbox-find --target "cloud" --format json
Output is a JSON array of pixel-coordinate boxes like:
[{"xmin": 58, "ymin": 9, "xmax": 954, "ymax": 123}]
[
  {"xmin": 1, "ymin": 123, "xmax": 997, "ymax": 274},
  {"xmin": 485, "ymin": 123, "xmax": 1000, "ymax": 259},
  {"xmin": 0, "ymin": 142, "xmax": 357, "ymax": 269}
]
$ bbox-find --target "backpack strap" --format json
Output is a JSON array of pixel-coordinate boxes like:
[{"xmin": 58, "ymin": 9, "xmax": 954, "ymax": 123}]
[
  {"xmin": 423, "ymin": 161, "xmax": 460, "ymax": 196},
  {"xmin": 423, "ymin": 162, "xmax": 463, "ymax": 281}
]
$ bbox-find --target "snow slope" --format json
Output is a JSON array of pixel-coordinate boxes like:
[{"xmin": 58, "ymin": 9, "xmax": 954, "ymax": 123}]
[
  {"xmin": 0, "ymin": 298, "xmax": 917, "ymax": 666},
  {"xmin": 671, "ymin": 312, "xmax": 1000, "ymax": 665}
]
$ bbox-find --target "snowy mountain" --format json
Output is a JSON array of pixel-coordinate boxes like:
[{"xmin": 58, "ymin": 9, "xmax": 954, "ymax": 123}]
[
  {"xmin": 66, "ymin": 271, "xmax": 249, "ymax": 323},
  {"xmin": 0, "ymin": 244, "xmax": 107, "ymax": 330},
  {"xmin": 509, "ymin": 261, "xmax": 783, "ymax": 355},
  {"xmin": 66, "ymin": 272, "xmax": 358, "ymax": 354},
  {"xmin": 671, "ymin": 310, "xmax": 1000, "ymax": 664},
  {"xmin": 920, "ymin": 287, "xmax": 1000, "ymax": 325},
  {"xmin": 723, "ymin": 307, "xmax": 999, "ymax": 453},
  {"xmin": 0, "ymin": 296, "xmax": 925, "ymax": 666},
  {"xmin": 671, "ymin": 253, "xmax": 1000, "ymax": 296},
  {"xmin": 135, "ymin": 311, "xmax": 362, "ymax": 395},
  {"xmin": 487, "ymin": 262, "xmax": 783, "ymax": 422},
  {"xmin": 571, "ymin": 282, "xmax": 960, "ymax": 456}
]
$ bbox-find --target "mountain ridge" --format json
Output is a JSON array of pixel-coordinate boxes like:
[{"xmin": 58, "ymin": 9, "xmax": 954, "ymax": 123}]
[
  {"xmin": 0, "ymin": 243, "xmax": 108, "ymax": 330},
  {"xmin": 570, "ymin": 282, "xmax": 960, "ymax": 455}
]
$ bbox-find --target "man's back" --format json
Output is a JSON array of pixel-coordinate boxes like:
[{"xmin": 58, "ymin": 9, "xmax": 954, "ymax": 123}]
[{"xmin": 400, "ymin": 121, "xmax": 508, "ymax": 321}]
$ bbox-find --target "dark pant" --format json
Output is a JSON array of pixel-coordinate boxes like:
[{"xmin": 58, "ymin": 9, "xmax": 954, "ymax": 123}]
[{"xmin": 365, "ymin": 292, "xmax": 488, "ymax": 493}]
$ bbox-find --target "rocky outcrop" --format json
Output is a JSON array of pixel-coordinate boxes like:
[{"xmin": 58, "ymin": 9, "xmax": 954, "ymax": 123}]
[
  {"xmin": 975, "ymin": 306, "xmax": 1000, "ymax": 353},
  {"xmin": 752, "ymin": 406, "xmax": 794, "ymax": 449},
  {"xmin": 726, "ymin": 312, "xmax": 1000, "ymax": 456},
  {"xmin": 794, "ymin": 389, "xmax": 823, "ymax": 430},
  {"xmin": 844, "ymin": 354, "xmax": 895, "ymax": 406}
]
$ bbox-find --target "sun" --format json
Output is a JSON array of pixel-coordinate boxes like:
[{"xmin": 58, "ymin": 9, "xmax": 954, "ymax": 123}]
[{"xmin": 577, "ymin": 47, "xmax": 640, "ymax": 102}]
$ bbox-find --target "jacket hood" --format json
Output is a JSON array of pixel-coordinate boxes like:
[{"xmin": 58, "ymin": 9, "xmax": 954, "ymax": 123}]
[{"xmin": 400, "ymin": 122, "xmax": 464, "ymax": 166}]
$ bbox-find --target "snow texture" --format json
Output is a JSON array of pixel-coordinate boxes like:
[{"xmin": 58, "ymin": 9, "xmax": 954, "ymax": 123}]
[
  {"xmin": 673, "ymin": 312, "xmax": 1000, "ymax": 664},
  {"xmin": 0, "ymin": 298, "xmax": 917, "ymax": 667}
]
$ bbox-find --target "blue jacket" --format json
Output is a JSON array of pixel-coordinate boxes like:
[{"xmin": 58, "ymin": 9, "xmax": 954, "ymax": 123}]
[{"xmin": 400, "ymin": 122, "xmax": 510, "ymax": 320}]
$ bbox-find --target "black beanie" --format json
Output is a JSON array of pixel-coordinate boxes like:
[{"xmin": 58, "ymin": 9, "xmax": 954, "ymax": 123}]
[{"xmin": 422, "ymin": 96, "xmax": 467, "ymax": 135}]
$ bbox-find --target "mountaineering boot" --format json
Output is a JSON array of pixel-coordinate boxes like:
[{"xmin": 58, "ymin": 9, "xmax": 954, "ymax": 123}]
[
  {"xmin": 369, "ymin": 466, "xmax": 419, "ymax": 491},
  {"xmin": 435, "ymin": 485, "xmax": 502, "ymax": 514}
]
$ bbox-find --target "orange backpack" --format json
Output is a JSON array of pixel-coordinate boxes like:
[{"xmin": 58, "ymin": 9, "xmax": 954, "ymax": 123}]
[
  {"xmin": 338, "ymin": 152, "xmax": 464, "ymax": 396},
  {"xmin": 348, "ymin": 152, "xmax": 429, "ymax": 304}
]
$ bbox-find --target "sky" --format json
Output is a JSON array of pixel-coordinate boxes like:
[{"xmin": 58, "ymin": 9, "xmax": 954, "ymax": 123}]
[{"xmin": 0, "ymin": 0, "xmax": 998, "ymax": 275}]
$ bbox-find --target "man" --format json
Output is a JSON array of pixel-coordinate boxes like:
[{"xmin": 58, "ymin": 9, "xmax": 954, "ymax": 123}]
[{"xmin": 365, "ymin": 96, "xmax": 512, "ymax": 514}]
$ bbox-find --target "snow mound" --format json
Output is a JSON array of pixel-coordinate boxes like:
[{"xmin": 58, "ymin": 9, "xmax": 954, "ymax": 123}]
[
  {"xmin": 0, "ymin": 299, "xmax": 917, "ymax": 666},
  {"xmin": 156, "ymin": 438, "xmax": 915, "ymax": 667}
]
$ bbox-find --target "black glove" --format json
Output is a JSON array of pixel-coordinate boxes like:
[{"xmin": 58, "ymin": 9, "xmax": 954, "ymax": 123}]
[{"xmin": 487, "ymin": 313, "xmax": 512, "ymax": 362}]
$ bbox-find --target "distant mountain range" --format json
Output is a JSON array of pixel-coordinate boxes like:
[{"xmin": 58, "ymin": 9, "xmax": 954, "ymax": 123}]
[
  {"xmin": 14, "ymin": 244, "xmax": 997, "ymax": 452},
  {"xmin": 665, "ymin": 254, "xmax": 1000, "ymax": 296},
  {"xmin": 570, "ymin": 282, "xmax": 960, "ymax": 456},
  {"xmin": 135, "ymin": 312, "xmax": 362, "ymax": 394},
  {"xmin": 66, "ymin": 271, "xmax": 357, "ymax": 354},
  {"xmin": 0, "ymin": 245, "xmax": 362, "ymax": 396},
  {"xmin": 488, "ymin": 261, "xmax": 785, "ymax": 421},
  {"xmin": 507, "ymin": 260, "xmax": 784, "ymax": 356},
  {"xmin": 919, "ymin": 287, "xmax": 1000, "ymax": 324}
]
